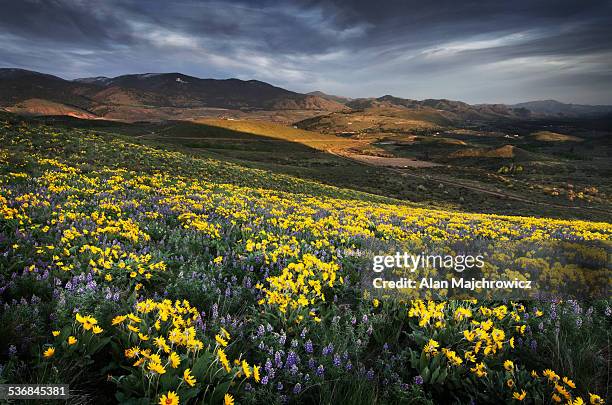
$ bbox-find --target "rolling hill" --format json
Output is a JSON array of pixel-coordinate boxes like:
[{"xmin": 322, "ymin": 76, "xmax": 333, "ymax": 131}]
[{"xmin": 0, "ymin": 68, "xmax": 346, "ymax": 120}]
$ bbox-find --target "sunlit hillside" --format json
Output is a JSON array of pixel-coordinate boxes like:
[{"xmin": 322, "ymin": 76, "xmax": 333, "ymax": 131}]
[{"xmin": 1, "ymin": 119, "xmax": 610, "ymax": 404}]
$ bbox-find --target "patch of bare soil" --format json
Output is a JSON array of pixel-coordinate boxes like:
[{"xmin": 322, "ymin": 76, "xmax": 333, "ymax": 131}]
[{"xmin": 337, "ymin": 151, "xmax": 442, "ymax": 168}]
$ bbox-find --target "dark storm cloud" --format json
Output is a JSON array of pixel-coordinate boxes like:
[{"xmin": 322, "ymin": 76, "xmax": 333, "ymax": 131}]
[{"xmin": 0, "ymin": 0, "xmax": 611, "ymax": 103}]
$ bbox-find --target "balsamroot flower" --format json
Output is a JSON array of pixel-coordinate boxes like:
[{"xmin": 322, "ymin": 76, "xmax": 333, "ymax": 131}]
[
  {"xmin": 43, "ymin": 347, "xmax": 55, "ymax": 358},
  {"xmin": 183, "ymin": 368, "xmax": 196, "ymax": 387},
  {"xmin": 159, "ymin": 391, "xmax": 179, "ymax": 405}
]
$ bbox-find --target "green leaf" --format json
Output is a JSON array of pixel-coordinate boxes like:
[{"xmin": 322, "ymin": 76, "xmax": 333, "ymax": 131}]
[
  {"xmin": 210, "ymin": 380, "xmax": 232, "ymax": 404},
  {"xmin": 430, "ymin": 367, "xmax": 440, "ymax": 384},
  {"xmin": 409, "ymin": 350, "xmax": 417, "ymax": 369},
  {"xmin": 89, "ymin": 336, "xmax": 111, "ymax": 354},
  {"xmin": 192, "ymin": 351, "xmax": 214, "ymax": 378},
  {"xmin": 422, "ymin": 366, "xmax": 430, "ymax": 383},
  {"xmin": 436, "ymin": 368, "xmax": 448, "ymax": 384},
  {"xmin": 419, "ymin": 351, "xmax": 427, "ymax": 371},
  {"xmin": 180, "ymin": 387, "xmax": 199, "ymax": 402}
]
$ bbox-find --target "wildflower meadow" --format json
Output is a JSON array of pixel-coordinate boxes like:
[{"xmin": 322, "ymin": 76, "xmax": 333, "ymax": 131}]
[{"xmin": 0, "ymin": 118, "xmax": 610, "ymax": 404}]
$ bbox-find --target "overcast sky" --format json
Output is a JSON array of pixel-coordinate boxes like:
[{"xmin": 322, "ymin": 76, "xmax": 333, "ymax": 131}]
[{"xmin": 1, "ymin": 0, "xmax": 611, "ymax": 104}]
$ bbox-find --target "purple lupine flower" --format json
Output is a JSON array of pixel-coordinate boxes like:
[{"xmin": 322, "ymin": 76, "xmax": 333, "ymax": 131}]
[
  {"xmin": 414, "ymin": 375, "xmax": 424, "ymax": 385},
  {"xmin": 274, "ymin": 351, "xmax": 284, "ymax": 368},
  {"xmin": 366, "ymin": 369, "xmax": 375, "ymax": 380},
  {"xmin": 277, "ymin": 382, "xmax": 283, "ymax": 391},
  {"xmin": 286, "ymin": 351, "xmax": 299, "ymax": 368},
  {"xmin": 333, "ymin": 354, "xmax": 341, "ymax": 367},
  {"xmin": 308, "ymin": 358, "xmax": 316, "ymax": 369},
  {"xmin": 279, "ymin": 332, "xmax": 286, "ymax": 346},
  {"xmin": 304, "ymin": 340, "xmax": 313, "ymax": 353},
  {"xmin": 345, "ymin": 361, "xmax": 352, "ymax": 371},
  {"xmin": 257, "ymin": 324, "xmax": 265, "ymax": 337},
  {"xmin": 261, "ymin": 376, "xmax": 269, "ymax": 385},
  {"xmin": 322, "ymin": 343, "xmax": 334, "ymax": 356},
  {"xmin": 265, "ymin": 359, "xmax": 274, "ymax": 374},
  {"xmin": 316, "ymin": 365, "xmax": 325, "ymax": 376},
  {"xmin": 293, "ymin": 383, "xmax": 302, "ymax": 394},
  {"xmin": 8, "ymin": 345, "xmax": 17, "ymax": 357}
]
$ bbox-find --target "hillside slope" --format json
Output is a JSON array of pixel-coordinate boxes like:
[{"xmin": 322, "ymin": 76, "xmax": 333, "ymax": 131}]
[{"xmin": 1, "ymin": 117, "xmax": 610, "ymax": 404}]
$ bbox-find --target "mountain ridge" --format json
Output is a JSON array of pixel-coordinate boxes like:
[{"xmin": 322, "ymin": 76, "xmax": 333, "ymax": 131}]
[
  {"xmin": 1, "ymin": 68, "xmax": 611, "ymax": 121},
  {"xmin": 0, "ymin": 68, "xmax": 347, "ymax": 118}
]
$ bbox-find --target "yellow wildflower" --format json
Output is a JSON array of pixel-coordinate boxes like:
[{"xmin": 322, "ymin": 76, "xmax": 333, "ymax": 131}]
[
  {"xmin": 215, "ymin": 334, "xmax": 228, "ymax": 347},
  {"xmin": 169, "ymin": 352, "xmax": 181, "ymax": 369},
  {"xmin": 148, "ymin": 362, "xmax": 166, "ymax": 375},
  {"xmin": 43, "ymin": 347, "xmax": 55, "ymax": 358},
  {"xmin": 159, "ymin": 391, "xmax": 179, "ymax": 405},
  {"xmin": 183, "ymin": 368, "xmax": 196, "ymax": 387},
  {"xmin": 242, "ymin": 360, "xmax": 251, "ymax": 378}
]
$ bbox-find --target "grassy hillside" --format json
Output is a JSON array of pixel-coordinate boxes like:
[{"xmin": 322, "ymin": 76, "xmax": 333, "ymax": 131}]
[
  {"xmin": 190, "ymin": 118, "xmax": 360, "ymax": 151},
  {"xmin": 14, "ymin": 114, "xmax": 611, "ymax": 221},
  {"xmin": 1, "ymin": 118, "xmax": 610, "ymax": 403}
]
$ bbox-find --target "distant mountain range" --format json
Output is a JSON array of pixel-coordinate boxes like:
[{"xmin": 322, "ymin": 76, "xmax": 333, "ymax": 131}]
[
  {"xmin": 311, "ymin": 91, "xmax": 612, "ymax": 119},
  {"xmin": 1, "ymin": 68, "xmax": 611, "ymax": 121},
  {"xmin": 0, "ymin": 68, "xmax": 346, "ymax": 120},
  {"xmin": 509, "ymin": 100, "xmax": 612, "ymax": 116}
]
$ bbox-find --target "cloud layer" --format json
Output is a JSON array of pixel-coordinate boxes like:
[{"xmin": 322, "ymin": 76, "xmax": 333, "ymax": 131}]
[{"xmin": 1, "ymin": 0, "xmax": 611, "ymax": 104}]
